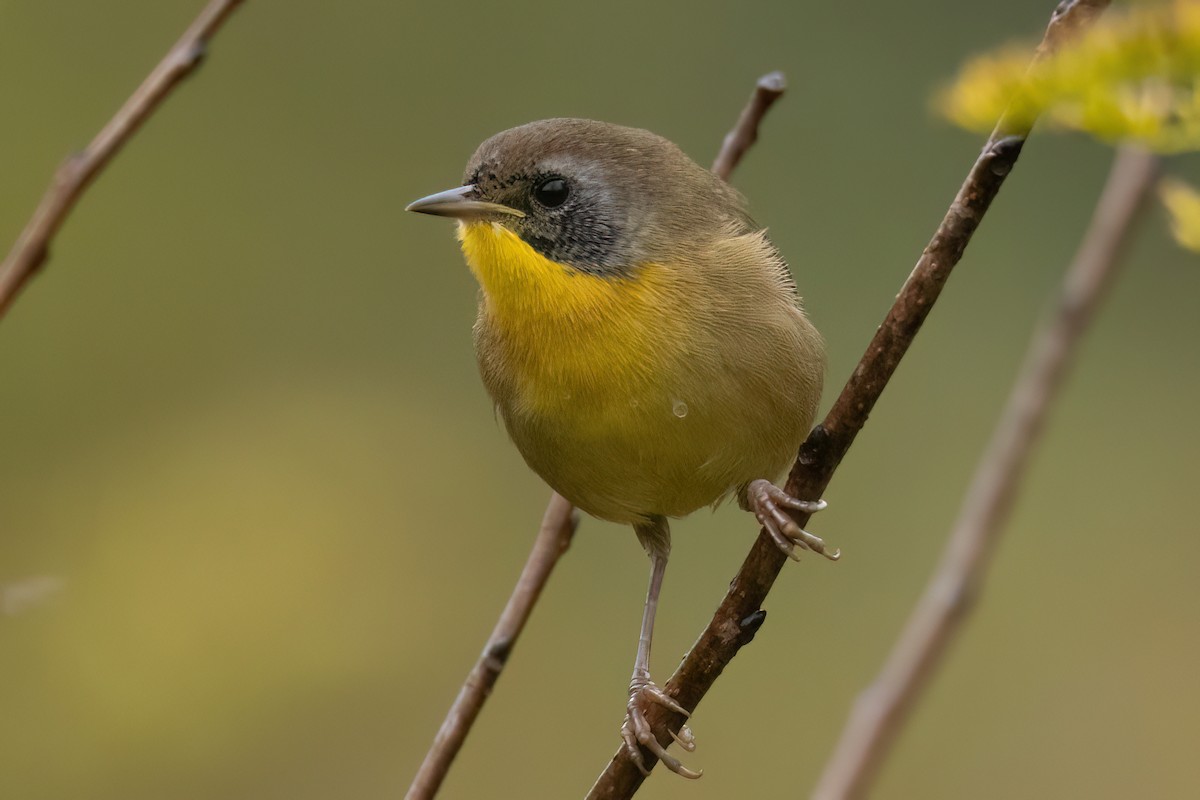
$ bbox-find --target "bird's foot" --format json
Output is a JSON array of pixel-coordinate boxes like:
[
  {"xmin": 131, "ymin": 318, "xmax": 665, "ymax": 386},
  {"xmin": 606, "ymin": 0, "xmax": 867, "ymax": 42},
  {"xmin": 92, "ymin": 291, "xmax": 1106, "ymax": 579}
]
[
  {"xmin": 746, "ymin": 478, "xmax": 840, "ymax": 562},
  {"xmin": 621, "ymin": 678, "xmax": 702, "ymax": 779}
]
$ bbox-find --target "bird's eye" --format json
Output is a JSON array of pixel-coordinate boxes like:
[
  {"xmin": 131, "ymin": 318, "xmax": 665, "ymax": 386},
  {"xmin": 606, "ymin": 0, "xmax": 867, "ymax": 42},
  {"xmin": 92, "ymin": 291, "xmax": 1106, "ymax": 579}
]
[{"xmin": 533, "ymin": 177, "xmax": 570, "ymax": 208}]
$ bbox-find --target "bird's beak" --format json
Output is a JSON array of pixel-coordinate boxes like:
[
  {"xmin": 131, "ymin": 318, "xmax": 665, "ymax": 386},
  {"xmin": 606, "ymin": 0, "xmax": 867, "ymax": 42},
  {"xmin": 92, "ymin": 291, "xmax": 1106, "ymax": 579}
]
[{"xmin": 405, "ymin": 185, "xmax": 525, "ymax": 220}]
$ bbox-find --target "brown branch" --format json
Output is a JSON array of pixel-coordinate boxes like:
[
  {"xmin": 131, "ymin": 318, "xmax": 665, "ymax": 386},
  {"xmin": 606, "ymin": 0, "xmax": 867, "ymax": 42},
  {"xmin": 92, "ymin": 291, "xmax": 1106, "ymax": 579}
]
[
  {"xmin": 0, "ymin": 0, "xmax": 246, "ymax": 320},
  {"xmin": 811, "ymin": 144, "xmax": 1158, "ymax": 800},
  {"xmin": 711, "ymin": 71, "xmax": 787, "ymax": 181},
  {"xmin": 586, "ymin": 2, "xmax": 1111, "ymax": 796},
  {"xmin": 404, "ymin": 71, "xmax": 790, "ymax": 799},
  {"xmin": 404, "ymin": 494, "xmax": 578, "ymax": 800}
]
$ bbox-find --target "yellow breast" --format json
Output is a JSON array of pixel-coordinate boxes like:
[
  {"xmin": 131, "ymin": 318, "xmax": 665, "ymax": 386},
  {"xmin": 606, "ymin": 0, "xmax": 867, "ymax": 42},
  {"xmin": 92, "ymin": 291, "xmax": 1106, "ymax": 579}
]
[
  {"xmin": 458, "ymin": 221, "xmax": 679, "ymax": 421},
  {"xmin": 454, "ymin": 220, "xmax": 819, "ymax": 523}
]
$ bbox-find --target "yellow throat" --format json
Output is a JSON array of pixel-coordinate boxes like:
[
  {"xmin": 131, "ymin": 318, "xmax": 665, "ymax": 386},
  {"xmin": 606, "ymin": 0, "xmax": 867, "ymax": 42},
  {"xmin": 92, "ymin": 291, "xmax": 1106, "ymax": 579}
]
[{"xmin": 456, "ymin": 221, "xmax": 679, "ymax": 417}]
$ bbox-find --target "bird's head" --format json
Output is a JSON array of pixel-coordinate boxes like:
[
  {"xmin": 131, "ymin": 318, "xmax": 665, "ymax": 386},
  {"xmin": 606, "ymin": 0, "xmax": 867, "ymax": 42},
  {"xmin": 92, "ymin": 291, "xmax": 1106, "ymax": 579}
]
[{"xmin": 406, "ymin": 118, "xmax": 751, "ymax": 278}]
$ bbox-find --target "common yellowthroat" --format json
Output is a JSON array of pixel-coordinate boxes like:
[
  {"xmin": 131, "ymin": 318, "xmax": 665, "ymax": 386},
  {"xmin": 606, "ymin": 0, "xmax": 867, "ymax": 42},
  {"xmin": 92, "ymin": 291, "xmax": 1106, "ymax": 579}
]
[{"xmin": 407, "ymin": 118, "xmax": 834, "ymax": 778}]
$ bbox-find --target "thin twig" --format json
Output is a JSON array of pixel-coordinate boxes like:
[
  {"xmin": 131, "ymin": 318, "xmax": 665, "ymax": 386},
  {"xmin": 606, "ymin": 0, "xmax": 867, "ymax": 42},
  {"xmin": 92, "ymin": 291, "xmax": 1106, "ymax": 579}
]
[
  {"xmin": 405, "ymin": 70, "xmax": 790, "ymax": 799},
  {"xmin": 811, "ymin": 144, "xmax": 1158, "ymax": 800},
  {"xmin": 586, "ymin": 2, "xmax": 1111, "ymax": 796},
  {"xmin": 0, "ymin": 0, "xmax": 246, "ymax": 320},
  {"xmin": 405, "ymin": 494, "xmax": 579, "ymax": 800},
  {"xmin": 711, "ymin": 71, "xmax": 787, "ymax": 182}
]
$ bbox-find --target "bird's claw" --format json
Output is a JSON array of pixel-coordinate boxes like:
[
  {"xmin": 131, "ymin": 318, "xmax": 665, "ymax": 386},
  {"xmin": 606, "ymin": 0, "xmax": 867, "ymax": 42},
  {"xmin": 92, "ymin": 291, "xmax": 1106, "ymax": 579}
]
[
  {"xmin": 747, "ymin": 478, "xmax": 840, "ymax": 562},
  {"xmin": 621, "ymin": 681, "xmax": 703, "ymax": 779},
  {"xmin": 670, "ymin": 725, "xmax": 697, "ymax": 752}
]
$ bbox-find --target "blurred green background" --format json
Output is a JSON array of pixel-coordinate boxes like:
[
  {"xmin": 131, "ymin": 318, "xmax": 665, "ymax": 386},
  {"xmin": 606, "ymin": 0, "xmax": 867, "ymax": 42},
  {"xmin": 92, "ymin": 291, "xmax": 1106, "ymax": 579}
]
[{"xmin": 2, "ymin": 1, "xmax": 1198, "ymax": 798}]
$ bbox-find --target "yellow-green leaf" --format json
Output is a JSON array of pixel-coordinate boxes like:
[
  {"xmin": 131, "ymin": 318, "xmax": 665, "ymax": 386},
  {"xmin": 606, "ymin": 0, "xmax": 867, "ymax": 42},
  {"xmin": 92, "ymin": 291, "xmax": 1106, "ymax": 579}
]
[
  {"xmin": 1159, "ymin": 177, "xmax": 1200, "ymax": 251},
  {"xmin": 937, "ymin": 1, "xmax": 1200, "ymax": 152}
]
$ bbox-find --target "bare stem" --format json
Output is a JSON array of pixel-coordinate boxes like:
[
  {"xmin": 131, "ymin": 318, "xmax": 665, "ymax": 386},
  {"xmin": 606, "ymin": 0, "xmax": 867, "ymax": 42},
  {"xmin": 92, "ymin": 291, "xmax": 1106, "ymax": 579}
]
[
  {"xmin": 404, "ymin": 71, "xmax": 792, "ymax": 798},
  {"xmin": 405, "ymin": 494, "xmax": 579, "ymax": 800},
  {"xmin": 585, "ymin": 2, "xmax": 1111, "ymax": 796},
  {"xmin": 711, "ymin": 71, "xmax": 787, "ymax": 182},
  {"xmin": 811, "ymin": 145, "xmax": 1158, "ymax": 800},
  {"xmin": 0, "ymin": 0, "xmax": 246, "ymax": 320}
]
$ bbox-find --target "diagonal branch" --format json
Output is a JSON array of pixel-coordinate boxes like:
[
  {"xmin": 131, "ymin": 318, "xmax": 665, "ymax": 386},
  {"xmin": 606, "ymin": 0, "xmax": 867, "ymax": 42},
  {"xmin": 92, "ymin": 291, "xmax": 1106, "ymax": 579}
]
[
  {"xmin": 711, "ymin": 71, "xmax": 787, "ymax": 181},
  {"xmin": 0, "ymin": 0, "xmax": 247, "ymax": 321},
  {"xmin": 811, "ymin": 144, "xmax": 1158, "ymax": 800},
  {"xmin": 405, "ymin": 494, "xmax": 579, "ymax": 800},
  {"xmin": 585, "ymin": 1, "xmax": 1111, "ymax": 796},
  {"xmin": 403, "ymin": 502, "xmax": 579, "ymax": 800},
  {"xmin": 403, "ymin": 73, "xmax": 789, "ymax": 799}
]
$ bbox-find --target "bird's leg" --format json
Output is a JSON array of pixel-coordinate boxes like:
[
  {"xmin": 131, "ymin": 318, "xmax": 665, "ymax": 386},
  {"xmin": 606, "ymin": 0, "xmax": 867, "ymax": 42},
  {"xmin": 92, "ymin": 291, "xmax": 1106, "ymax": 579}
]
[
  {"xmin": 745, "ymin": 478, "xmax": 840, "ymax": 562},
  {"xmin": 621, "ymin": 521, "xmax": 702, "ymax": 780}
]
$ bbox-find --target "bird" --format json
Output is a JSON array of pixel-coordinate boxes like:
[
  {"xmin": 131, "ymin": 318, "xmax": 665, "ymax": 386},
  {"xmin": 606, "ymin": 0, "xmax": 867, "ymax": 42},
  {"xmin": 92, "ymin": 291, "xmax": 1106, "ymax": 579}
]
[{"xmin": 407, "ymin": 118, "xmax": 835, "ymax": 778}]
